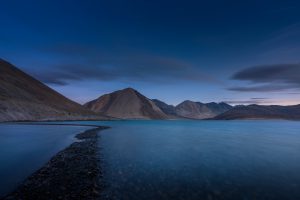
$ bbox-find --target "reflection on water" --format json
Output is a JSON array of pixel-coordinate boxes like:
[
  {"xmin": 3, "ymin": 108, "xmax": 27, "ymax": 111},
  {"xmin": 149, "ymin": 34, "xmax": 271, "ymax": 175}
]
[
  {"xmin": 0, "ymin": 124, "xmax": 89, "ymax": 197},
  {"xmin": 1, "ymin": 120, "xmax": 300, "ymax": 199},
  {"xmin": 95, "ymin": 120, "xmax": 300, "ymax": 200}
]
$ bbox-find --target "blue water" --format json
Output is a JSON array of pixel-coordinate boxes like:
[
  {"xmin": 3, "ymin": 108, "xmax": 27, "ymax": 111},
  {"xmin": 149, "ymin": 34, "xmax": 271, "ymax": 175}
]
[
  {"xmin": 1, "ymin": 120, "xmax": 300, "ymax": 199},
  {"xmin": 88, "ymin": 120, "xmax": 300, "ymax": 200},
  {"xmin": 0, "ymin": 124, "xmax": 90, "ymax": 197}
]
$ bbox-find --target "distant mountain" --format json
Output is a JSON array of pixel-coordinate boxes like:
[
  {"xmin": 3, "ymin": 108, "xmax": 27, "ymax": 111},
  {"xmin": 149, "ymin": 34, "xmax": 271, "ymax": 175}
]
[
  {"xmin": 151, "ymin": 99, "xmax": 177, "ymax": 118},
  {"xmin": 214, "ymin": 104, "xmax": 300, "ymax": 120},
  {"xmin": 174, "ymin": 100, "xmax": 232, "ymax": 119},
  {"xmin": 0, "ymin": 59, "xmax": 105, "ymax": 122},
  {"xmin": 152, "ymin": 99, "xmax": 232, "ymax": 119},
  {"xmin": 84, "ymin": 88, "xmax": 168, "ymax": 119},
  {"xmin": 205, "ymin": 102, "xmax": 233, "ymax": 114}
]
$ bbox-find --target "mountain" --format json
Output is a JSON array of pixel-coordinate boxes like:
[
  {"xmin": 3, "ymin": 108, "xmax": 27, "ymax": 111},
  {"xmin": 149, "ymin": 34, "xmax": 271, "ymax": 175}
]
[
  {"xmin": 151, "ymin": 99, "xmax": 177, "ymax": 118},
  {"xmin": 84, "ymin": 88, "xmax": 168, "ymax": 119},
  {"xmin": 214, "ymin": 104, "xmax": 300, "ymax": 120},
  {"xmin": 0, "ymin": 59, "xmax": 105, "ymax": 122},
  {"xmin": 205, "ymin": 102, "xmax": 233, "ymax": 114},
  {"xmin": 175, "ymin": 100, "xmax": 214, "ymax": 119},
  {"xmin": 152, "ymin": 99, "xmax": 232, "ymax": 119},
  {"xmin": 174, "ymin": 100, "xmax": 232, "ymax": 119}
]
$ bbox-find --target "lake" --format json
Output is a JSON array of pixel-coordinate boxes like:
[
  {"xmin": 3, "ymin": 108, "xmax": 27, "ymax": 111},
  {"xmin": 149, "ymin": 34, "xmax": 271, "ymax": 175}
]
[
  {"xmin": 0, "ymin": 124, "xmax": 90, "ymax": 197},
  {"xmin": 95, "ymin": 120, "xmax": 300, "ymax": 200},
  {"xmin": 1, "ymin": 120, "xmax": 300, "ymax": 199}
]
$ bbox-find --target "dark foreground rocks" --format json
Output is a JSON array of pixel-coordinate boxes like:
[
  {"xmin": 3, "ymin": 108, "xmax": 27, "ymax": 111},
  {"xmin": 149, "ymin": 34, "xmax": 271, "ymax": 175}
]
[{"xmin": 4, "ymin": 126, "xmax": 109, "ymax": 200}]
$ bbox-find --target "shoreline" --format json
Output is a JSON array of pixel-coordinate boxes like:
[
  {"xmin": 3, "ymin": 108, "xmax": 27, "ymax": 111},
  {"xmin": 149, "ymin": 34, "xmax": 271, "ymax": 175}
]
[
  {"xmin": 3, "ymin": 125, "xmax": 109, "ymax": 200},
  {"xmin": 3, "ymin": 122, "xmax": 110, "ymax": 128}
]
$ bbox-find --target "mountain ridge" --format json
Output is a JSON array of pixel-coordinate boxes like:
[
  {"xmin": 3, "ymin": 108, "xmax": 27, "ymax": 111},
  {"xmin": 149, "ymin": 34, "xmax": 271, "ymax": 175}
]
[
  {"xmin": 84, "ymin": 88, "xmax": 168, "ymax": 119},
  {"xmin": 0, "ymin": 59, "xmax": 106, "ymax": 122},
  {"xmin": 213, "ymin": 104, "xmax": 300, "ymax": 120},
  {"xmin": 152, "ymin": 99, "xmax": 232, "ymax": 119},
  {"xmin": 2, "ymin": 58, "xmax": 300, "ymax": 121}
]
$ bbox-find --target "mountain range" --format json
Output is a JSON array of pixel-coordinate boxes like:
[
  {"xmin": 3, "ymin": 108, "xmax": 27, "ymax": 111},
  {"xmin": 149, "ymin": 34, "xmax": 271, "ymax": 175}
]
[
  {"xmin": 214, "ymin": 104, "xmax": 300, "ymax": 120},
  {"xmin": 84, "ymin": 88, "xmax": 168, "ymax": 119},
  {"xmin": 174, "ymin": 100, "xmax": 232, "ymax": 119},
  {"xmin": 84, "ymin": 88, "xmax": 233, "ymax": 119},
  {"xmin": 1, "ymin": 58, "xmax": 300, "ymax": 122},
  {"xmin": 151, "ymin": 99, "xmax": 232, "ymax": 119},
  {"xmin": 0, "ymin": 59, "xmax": 106, "ymax": 122}
]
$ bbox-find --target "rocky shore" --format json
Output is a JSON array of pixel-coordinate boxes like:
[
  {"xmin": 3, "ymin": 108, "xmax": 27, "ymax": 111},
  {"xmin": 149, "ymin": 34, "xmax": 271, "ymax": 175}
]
[{"xmin": 3, "ymin": 126, "xmax": 109, "ymax": 200}]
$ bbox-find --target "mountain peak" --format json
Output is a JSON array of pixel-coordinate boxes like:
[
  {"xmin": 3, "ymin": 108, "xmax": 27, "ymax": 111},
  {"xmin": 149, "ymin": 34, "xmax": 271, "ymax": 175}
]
[
  {"xmin": 84, "ymin": 88, "xmax": 167, "ymax": 119},
  {"xmin": 180, "ymin": 100, "xmax": 196, "ymax": 105},
  {"xmin": 0, "ymin": 58, "xmax": 6, "ymax": 63},
  {"xmin": 121, "ymin": 87, "xmax": 137, "ymax": 92}
]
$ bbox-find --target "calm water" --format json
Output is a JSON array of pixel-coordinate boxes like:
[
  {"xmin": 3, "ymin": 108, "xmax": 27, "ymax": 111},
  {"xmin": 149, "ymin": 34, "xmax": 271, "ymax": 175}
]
[
  {"xmin": 88, "ymin": 120, "xmax": 300, "ymax": 200},
  {"xmin": 0, "ymin": 124, "xmax": 90, "ymax": 197},
  {"xmin": 1, "ymin": 120, "xmax": 300, "ymax": 199}
]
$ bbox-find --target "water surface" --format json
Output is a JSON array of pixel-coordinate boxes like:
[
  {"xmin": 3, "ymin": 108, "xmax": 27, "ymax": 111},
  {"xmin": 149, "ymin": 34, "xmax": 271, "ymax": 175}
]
[
  {"xmin": 2, "ymin": 120, "xmax": 300, "ymax": 199},
  {"xmin": 0, "ymin": 124, "xmax": 89, "ymax": 197},
  {"xmin": 90, "ymin": 120, "xmax": 300, "ymax": 200}
]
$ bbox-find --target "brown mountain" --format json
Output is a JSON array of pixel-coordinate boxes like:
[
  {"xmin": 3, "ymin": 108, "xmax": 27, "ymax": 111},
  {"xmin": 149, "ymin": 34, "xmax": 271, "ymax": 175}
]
[
  {"xmin": 0, "ymin": 59, "xmax": 105, "ymax": 122},
  {"xmin": 151, "ymin": 99, "xmax": 178, "ymax": 118},
  {"xmin": 84, "ymin": 88, "xmax": 168, "ymax": 119},
  {"xmin": 214, "ymin": 104, "xmax": 300, "ymax": 120},
  {"xmin": 174, "ymin": 100, "xmax": 232, "ymax": 119}
]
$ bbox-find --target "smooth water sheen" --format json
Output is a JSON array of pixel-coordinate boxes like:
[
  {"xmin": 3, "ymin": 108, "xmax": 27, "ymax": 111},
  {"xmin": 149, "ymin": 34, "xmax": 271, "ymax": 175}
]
[
  {"xmin": 1, "ymin": 120, "xmax": 300, "ymax": 200},
  {"xmin": 87, "ymin": 120, "xmax": 300, "ymax": 200},
  {"xmin": 0, "ymin": 124, "xmax": 90, "ymax": 197}
]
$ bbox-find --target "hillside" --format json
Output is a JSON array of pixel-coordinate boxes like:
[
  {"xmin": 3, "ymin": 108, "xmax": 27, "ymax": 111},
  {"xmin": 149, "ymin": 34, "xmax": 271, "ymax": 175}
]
[
  {"xmin": 174, "ymin": 100, "xmax": 232, "ymax": 119},
  {"xmin": 0, "ymin": 59, "xmax": 105, "ymax": 122},
  {"xmin": 214, "ymin": 104, "xmax": 300, "ymax": 120},
  {"xmin": 84, "ymin": 88, "xmax": 167, "ymax": 119},
  {"xmin": 151, "ymin": 99, "xmax": 178, "ymax": 118}
]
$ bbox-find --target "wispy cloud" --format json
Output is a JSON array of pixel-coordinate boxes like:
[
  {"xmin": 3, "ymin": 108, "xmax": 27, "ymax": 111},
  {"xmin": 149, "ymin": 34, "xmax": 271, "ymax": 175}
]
[
  {"xmin": 224, "ymin": 99, "xmax": 271, "ymax": 105},
  {"xmin": 250, "ymin": 97, "xmax": 269, "ymax": 100},
  {"xmin": 223, "ymin": 97, "xmax": 271, "ymax": 105},
  {"xmin": 228, "ymin": 84, "xmax": 293, "ymax": 92},
  {"xmin": 31, "ymin": 45, "xmax": 217, "ymax": 86},
  {"xmin": 228, "ymin": 63, "xmax": 300, "ymax": 92},
  {"xmin": 262, "ymin": 23, "xmax": 300, "ymax": 47}
]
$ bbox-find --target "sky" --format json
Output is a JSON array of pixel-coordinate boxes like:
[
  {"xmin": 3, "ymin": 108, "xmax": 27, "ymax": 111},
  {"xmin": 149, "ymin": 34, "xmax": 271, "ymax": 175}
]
[{"xmin": 1, "ymin": 0, "xmax": 300, "ymax": 105}]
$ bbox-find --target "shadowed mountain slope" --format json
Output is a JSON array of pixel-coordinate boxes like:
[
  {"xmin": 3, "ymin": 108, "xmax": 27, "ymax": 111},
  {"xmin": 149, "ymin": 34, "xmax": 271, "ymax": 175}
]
[
  {"xmin": 151, "ymin": 99, "xmax": 178, "ymax": 118},
  {"xmin": 174, "ymin": 100, "xmax": 232, "ymax": 119},
  {"xmin": 84, "ymin": 88, "xmax": 168, "ymax": 119},
  {"xmin": 0, "ymin": 59, "xmax": 105, "ymax": 122},
  {"xmin": 214, "ymin": 104, "xmax": 300, "ymax": 120},
  {"xmin": 152, "ymin": 99, "xmax": 232, "ymax": 119}
]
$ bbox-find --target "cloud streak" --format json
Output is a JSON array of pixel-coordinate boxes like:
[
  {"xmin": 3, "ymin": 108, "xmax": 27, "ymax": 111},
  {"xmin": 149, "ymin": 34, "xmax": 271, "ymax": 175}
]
[
  {"xmin": 229, "ymin": 63, "xmax": 300, "ymax": 92},
  {"xmin": 224, "ymin": 99, "xmax": 271, "ymax": 105},
  {"xmin": 31, "ymin": 45, "xmax": 216, "ymax": 86}
]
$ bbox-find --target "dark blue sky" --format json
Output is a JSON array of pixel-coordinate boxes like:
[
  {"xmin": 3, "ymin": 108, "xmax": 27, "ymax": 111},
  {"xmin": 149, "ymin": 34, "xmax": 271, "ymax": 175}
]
[{"xmin": 1, "ymin": 0, "xmax": 300, "ymax": 105}]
